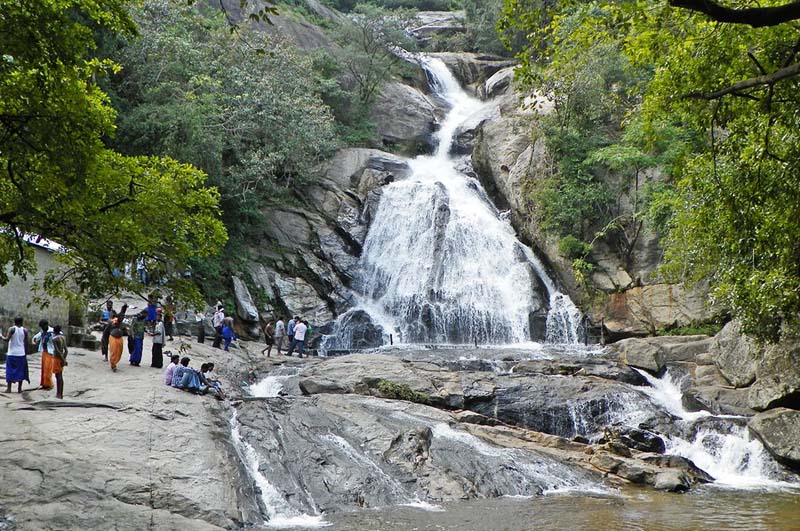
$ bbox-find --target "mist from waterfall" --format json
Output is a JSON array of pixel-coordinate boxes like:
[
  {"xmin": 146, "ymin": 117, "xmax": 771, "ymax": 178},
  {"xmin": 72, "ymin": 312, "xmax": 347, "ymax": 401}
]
[{"xmin": 326, "ymin": 56, "xmax": 584, "ymax": 348}]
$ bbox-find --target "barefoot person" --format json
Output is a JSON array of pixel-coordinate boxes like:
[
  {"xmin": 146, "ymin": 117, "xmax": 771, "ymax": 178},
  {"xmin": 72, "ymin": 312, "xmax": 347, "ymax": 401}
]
[
  {"xmin": 151, "ymin": 314, "xmax": 166, "ymax": 368},
  {"xmin": 107, "ymin": 317, "xmax": 125, "ymax": 372},
  {"xmin": 33, "ymin": 320, "xmax": 55, "ymax": 390},
  {"xmin": 2, "ymin": 317, "xmax": 30, "ymax": 393},
  {"xmin": 261, "ymin": 321, "xmax": 275, "ymax": 357},
  {"xmin": 273, "ymin": 317, "xmax": 286, "ymax": 355},
  {"xmin": 51, "ymin": 325, "xmax": 68, "ymax": 399}
]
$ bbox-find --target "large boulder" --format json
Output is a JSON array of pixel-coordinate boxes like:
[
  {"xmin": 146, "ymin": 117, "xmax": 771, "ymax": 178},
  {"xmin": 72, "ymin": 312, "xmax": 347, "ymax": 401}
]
[
  {"xmin": 272, "ymin": 274, "xmax": 334, "ymax": 324},
  {"xmin": 749, "ymin": 408, "xmax": 800, "ymax": 470},
  {"xmin": 371, "ymin": 81, "xmax": 437, "ymax": 155},
  {"xmin": 748, "ymin": 337, "xmax": 800, "ymax": 410},
  {"xmin": 232, "ymin": 276, "xmax": 260, "ymax": 339},
  {"xmin": 711, "ymin": 320, "xmax": 761, "ymax": 388},
  {"xmin": 410, "ymin": 11, "xmax": 465, "ymax": 42},
  {"xmin": 602, "ymin": 284, "xmax": 715, "ymax": 338},
  {"xmin": 614, "ymin": 335, "xmax": 712, "ymax": 373}
]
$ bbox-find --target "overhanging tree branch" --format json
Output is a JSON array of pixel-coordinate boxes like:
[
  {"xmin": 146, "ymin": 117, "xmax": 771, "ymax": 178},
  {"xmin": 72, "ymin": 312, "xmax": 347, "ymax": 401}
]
[
  {"xmin": 669, "ymin": 0, "xmax": 800, "ymax": 27},
  {"xmin": 683, "ymin": 62, "xmax": 800, "ymax": 99}
]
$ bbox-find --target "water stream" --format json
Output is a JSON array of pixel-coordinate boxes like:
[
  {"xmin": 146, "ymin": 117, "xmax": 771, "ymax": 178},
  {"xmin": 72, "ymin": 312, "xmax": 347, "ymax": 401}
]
[
  {"xmin": 632, "ymin": 368, "xmax": 793, "ymax": 489},
  {"xmin": 326, "ymin": 56, "xmax": 584, "ymax": 349}
]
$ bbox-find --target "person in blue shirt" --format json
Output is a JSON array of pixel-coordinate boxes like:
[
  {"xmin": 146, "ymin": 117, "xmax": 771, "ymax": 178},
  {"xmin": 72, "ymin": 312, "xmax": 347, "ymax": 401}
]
[{"xmin": 221, "ymin": 317, "xmax": 236, "ymax": 351}]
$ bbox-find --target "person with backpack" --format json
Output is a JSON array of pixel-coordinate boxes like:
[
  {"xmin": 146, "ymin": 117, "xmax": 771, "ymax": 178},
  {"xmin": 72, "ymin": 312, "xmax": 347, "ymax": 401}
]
[
  {"xmin": 1, "ymin": 316, "xmax": 30, "ymax": 393},
  {"xmin": 33, "ymin": 319, "xmax": 55, "ymax": 389}
]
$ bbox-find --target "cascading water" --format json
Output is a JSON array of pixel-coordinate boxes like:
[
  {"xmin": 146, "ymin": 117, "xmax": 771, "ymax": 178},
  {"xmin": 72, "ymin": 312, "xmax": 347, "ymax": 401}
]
[
  {"xmin": 632, "ymin": 368, "xmax": 793, "ymax": 489},
  {"xmin": 327, "ymin": 56, "xmax": 584, "ymax": 348}
]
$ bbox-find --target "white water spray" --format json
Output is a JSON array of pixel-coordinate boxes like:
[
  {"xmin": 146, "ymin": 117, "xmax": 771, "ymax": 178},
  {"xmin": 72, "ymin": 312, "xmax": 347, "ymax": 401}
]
[
  {"xmin": 633, "ymin": 368, "xmax": 792, "ymax": 489},
  {"xmin": 229, "ymin": 411, "xmax": 328, "ymax": 528},
  {"xmin": 331, "ymin": 56, "xmax": 585, "ymax": 346}
]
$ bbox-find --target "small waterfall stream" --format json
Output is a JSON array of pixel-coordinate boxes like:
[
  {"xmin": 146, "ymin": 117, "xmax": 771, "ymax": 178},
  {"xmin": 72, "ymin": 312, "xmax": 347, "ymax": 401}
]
[
  {"xmin": 632, "ymin": 368, "xmax": 792, "ymax": 489},
  {"xmin": 326, "ymin": 56, "xmax": 584, "ymax": 349}
]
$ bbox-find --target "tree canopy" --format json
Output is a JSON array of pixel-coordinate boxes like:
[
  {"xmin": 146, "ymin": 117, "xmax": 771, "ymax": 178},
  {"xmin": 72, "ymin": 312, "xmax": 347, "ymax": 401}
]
[
  {"xmin": 500, "ymin": 0, "xmax": 800, "ymax": 340},
  {"xmin": 0, "ymin": 0, "xmax": 227, "ymax": 304}
]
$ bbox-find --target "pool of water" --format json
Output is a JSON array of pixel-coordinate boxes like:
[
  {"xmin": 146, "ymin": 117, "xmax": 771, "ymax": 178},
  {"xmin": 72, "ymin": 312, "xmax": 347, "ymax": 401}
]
[{"xmin": 323, "ymin": 486, "xmax": 800, "ymax": 531}]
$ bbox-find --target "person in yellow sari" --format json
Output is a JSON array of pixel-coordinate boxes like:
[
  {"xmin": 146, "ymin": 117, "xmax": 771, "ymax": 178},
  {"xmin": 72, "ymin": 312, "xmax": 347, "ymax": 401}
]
[
  {"xmin": 108, "ymin": 317, "xmax": 124, "ymax": 372},
  {"xmin": 33, "ymin": 320, "xmax": 54, "ymax": 390}
]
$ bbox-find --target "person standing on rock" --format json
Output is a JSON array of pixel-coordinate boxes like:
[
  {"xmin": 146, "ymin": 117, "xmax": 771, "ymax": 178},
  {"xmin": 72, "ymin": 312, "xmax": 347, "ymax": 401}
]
[
  {"xmin": 286, "ymin": 318, "xmax": 307, "ymax": 358},
  {"xmin": 196, "ymin": 311, "xmax": 206, "ymax": 344},
  {"xmin": 273, "ymin": 318, "xmax": 285, "ymax": 355},
  {"xmin": 221, "ymin": 317, "xmax": 235, "ymax": 352},
  {"xmin": 2, "ymin": 317, "xmax": 30, "ymax": 393},
  {"xmin": 33, "ymin": 320, "xmax": 55, "ymax": 389},
  {"xmin": 129, "ymin": 312, "xmax": 146, "ymax": 366},
  {"xmin": 107, "ymin": 317, "xmax": 125, "ymax": 372},
  {"xmin": 51, "ymin": 325, "xmax": 68, "ymax": 399},
  {"xmin": 287, "ymin": 316, "xmax": 297, "ymax": 346},
  {"xmin": 163, "ymin": 295, "xmax": 176, "ymax": 341},
  {"xmin": 151, "ymin": 313, "xmax": 166, "ymax": 368},
  {"xmin": 145, "ymin": 294, "xmax": 158, "ymax": 334},
  {"xmin": 212, "ymin": 306, "xmax": 225, "ymax": 349},
  {"xmin": 261, "ymin": 320, "xmax": 275, "ymax": 357}
]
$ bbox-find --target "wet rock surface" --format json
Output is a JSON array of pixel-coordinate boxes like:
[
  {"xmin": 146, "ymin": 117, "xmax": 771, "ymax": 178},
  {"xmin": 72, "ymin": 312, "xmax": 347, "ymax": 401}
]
[{"xmin": 749, "ymin": 408, "xmax": 800, "ymax": 470}]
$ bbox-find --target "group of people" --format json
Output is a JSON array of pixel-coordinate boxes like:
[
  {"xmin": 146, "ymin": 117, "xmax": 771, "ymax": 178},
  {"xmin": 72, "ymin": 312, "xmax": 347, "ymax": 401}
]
[
  {"xmin": 2, "ymin": 317, "xmax": 69, "ymax": 398},
  {"xmin": 100, "ymin": 300, "xmax": 170, "ymax": 371},
  {"xmin": 261, "ymin": 316, "xmax": 310, "ymax": 357},
  {"xmin": 4, "ymin": 296, "xmax": 317, "ymax": 400},
  {"xmin": 163, "ymin": 355, "xmax": 225, "ymax": 400},
  {"xmin": 210, "ymin": 305, "xmax": 237, "ymax": 351}
]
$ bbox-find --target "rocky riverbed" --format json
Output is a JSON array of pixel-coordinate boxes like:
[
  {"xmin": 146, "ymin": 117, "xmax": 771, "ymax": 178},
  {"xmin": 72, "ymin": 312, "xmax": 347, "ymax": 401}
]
[{"xmin": 2, "ymin": 325, "xmax": 798, "ymax": 530}]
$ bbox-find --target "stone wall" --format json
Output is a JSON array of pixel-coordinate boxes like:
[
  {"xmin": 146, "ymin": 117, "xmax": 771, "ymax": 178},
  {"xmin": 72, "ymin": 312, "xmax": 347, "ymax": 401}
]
[{"xmin": 0, "ymin": 246, "xmax": 73, "ymax": 355}]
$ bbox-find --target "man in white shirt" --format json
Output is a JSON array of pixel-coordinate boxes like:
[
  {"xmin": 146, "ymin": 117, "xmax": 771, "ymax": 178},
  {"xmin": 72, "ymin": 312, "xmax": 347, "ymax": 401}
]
[
  {"xmin": 286, "ymin": 319, "xmax": 308, "ymax": 358},
  {"xmin": 2, "ymin": 317, "xmax": 29, "ymax": 393},
  {"xmin": 212, "ymin": 306, "xmax": 225, "ymax": 348},
  {"xmin": 274, "ymin": 318, "xmax": 286, "ymax": 355}
]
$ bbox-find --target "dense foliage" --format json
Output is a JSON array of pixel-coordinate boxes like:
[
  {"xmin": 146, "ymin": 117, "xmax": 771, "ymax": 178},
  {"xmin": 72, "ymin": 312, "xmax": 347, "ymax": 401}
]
[
  {"xmin": 0, "ymin": 0, "xmax": 226, "ymax": 304},
  {"xmin": 501, "ymin": 0, "xmax": 800, "ymax": 340}
]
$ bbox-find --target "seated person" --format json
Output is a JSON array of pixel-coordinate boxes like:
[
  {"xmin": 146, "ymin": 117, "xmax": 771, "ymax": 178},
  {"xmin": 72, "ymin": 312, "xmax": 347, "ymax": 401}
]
[
  {"xmin": 200, "ymin": 363, "xmax": 225, "ymax": 400},
  {"xmin": 171, "ymin": 357, "xmax": 192, "ymax": 388},
  {"xmin": 164, "ymin": 354, "xmax": 180, "ymax": 386}
]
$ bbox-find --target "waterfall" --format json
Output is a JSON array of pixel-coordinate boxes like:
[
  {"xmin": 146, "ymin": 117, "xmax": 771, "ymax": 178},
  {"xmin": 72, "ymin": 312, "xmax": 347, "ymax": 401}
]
[
  {"xmin": 632, "ymin": 368, "xmax": 792, "ymax": 489},
  {"xmin": 327, "ymin": 56, "xmax": 585, "ymax": 348},
  {"xmin": 228, "ymin": 410, "xmax": 328, "ymax": 528}
]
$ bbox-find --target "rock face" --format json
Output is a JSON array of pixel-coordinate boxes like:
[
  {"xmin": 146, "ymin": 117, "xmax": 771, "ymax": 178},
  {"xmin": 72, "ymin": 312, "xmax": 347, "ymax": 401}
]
[
  {"xmin": 240, "ymin": 148, "xmax": 410, "ymax": 340},
  {"xmin": 0, "ymin": 338, "xmax": 263, "ymax": 531},
  {"xmin": 298, "ymin": 352, "xmax": 662, "ymax": 440},
  {"xmin": 749, "ymin": 408, "xmax": 800, "ymax": 470},
  {"xmin": 232, "ymin": 276, "xmax": 261, "ymax": 339},
  {"xmin": 614, "ymin": 335, "xmax": 713, "ymax": 374},
  {"xmin": 410, "ymin": 11, "xmax": 466, "ymax": 43},
  {"xmin": 371, "ymin": 81, "xmax": 438, "ymax": 155},
  {"xmin": 748, "ymin": 338, "xmax": 800, "ymax": 410},
  {"xmin": 602, "ymin": 284, "xmax": 715, "ymax": 339},
  {"xmin": 236, "ymin": 394, "xmax": 600, "ymax": 512},
  {"xmin": 711, "ymin": 320, "xmax": 761, "ymax": 387}
]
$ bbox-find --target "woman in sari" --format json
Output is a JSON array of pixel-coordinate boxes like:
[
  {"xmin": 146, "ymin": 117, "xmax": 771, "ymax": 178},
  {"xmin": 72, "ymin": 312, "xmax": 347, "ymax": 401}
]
[
  {"xmin": 108, "ymin": 317, "xmax": 124, "ymax": 372},
  {"xmin": 33, "ymin": 320, "xmax": 54, "ymax": 390}
]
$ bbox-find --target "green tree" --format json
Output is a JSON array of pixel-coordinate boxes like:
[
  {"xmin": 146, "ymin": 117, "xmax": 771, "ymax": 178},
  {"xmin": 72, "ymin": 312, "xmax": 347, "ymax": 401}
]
[
  {"xmin": 331, "ymin": 4, "xmax": 417, "ymax": 107},
  {"xmin": 0, "ymin": 0, "xmax": 226, "ymax": 303},
  {"xmin": 501, "ymin": 0, "xmax": 800, "ymax": 340},
  {"xmin": 107, "ymin": 1, "xmax": 338, "ymax": 239}
]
